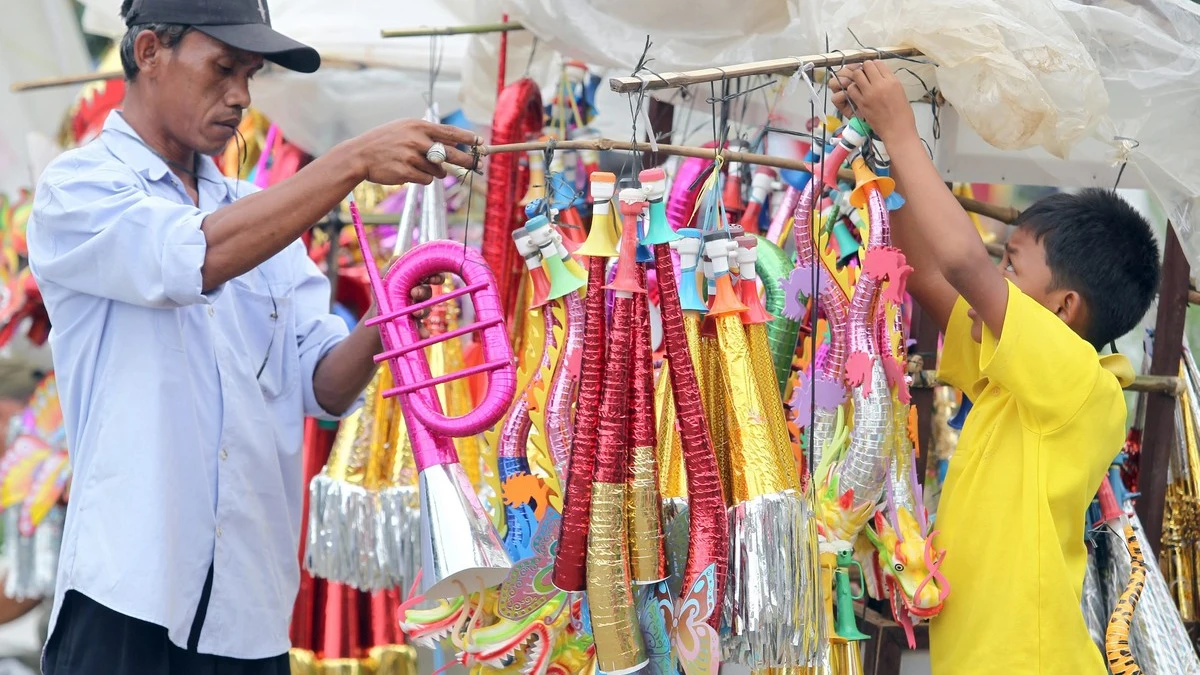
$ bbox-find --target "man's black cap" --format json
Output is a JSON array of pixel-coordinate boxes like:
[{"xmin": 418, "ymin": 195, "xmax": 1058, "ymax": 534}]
[{"xmin": 123, "ymin": 0, "xmax": 320, "ymax": 74}]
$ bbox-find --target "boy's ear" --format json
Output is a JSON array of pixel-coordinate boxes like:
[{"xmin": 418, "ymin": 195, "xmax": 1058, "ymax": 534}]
[{"xmin": 1057, "ymin": 288, "xmax": 1087, "ymax": 328}]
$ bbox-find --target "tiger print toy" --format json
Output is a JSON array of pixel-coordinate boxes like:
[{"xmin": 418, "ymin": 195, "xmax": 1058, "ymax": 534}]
[{"xmin": 1105, "ymin": 522, "xmax": 1147, "ymax": 675}]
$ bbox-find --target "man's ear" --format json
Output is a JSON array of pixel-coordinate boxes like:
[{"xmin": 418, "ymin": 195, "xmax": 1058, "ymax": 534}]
[{"xmin": 133, "ymin": 30, "xmax": 165, "ymax": 77}]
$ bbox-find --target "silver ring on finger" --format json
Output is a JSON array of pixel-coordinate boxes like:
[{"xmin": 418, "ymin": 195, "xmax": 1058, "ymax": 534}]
[{"xmin": 426, "ymin": 142, "xmax": 447, "ymax": 164}]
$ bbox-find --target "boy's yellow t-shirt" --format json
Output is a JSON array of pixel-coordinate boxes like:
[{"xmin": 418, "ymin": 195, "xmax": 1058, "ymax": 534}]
[{"xmin": 931, "ymin": 281, "xmax": 1134, "ymax": 675}]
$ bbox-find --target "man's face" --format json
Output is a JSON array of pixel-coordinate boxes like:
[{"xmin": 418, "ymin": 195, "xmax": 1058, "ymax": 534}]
[
  {"xmin": 968, "ymin": 226, "xmax": 1060, "ymax": 342},
  {"xmin": 144, "ymin": 31, "xmax": 264, "ymax": 155}
]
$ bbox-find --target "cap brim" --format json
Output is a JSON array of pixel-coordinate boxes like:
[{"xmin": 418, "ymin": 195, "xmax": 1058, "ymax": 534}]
[{"xmin": 196, "ymin": 23, "xmax": 320, "ymax": 74}]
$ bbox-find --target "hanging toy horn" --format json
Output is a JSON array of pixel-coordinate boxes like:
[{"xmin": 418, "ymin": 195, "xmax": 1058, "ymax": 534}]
[{"xmin": 352, "ymin": 199, "xmax": 515, "ymax": 600}]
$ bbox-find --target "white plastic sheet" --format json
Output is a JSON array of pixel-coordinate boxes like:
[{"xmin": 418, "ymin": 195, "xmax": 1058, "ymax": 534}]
[
  {"xmin": 503, "ymin": 0, "xmax": 1200, "ymax": 266},
  {"xmin": 76, "ymin": 0, "xmax": 562, "ymax": 153}
]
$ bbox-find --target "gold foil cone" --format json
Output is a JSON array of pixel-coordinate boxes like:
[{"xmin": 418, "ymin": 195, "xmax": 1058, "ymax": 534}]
[
  {"xmin": 747, "ymin": 323, "xmax": 800, "ymax": 491},
  {"xmin": 701, "ymin": 333, "xmax": 735, "ymax": 504},
  {"xmin": 715, "ymin": 316, "xmax": 789, "ymax": 500},
  {"xmin": 319, "ymin": 659, "xmax": 373, "ymax": 675},
  {"xmin": 628, "ymin": 444, "xmax": 667, "ymax": 583},
  {"xmin": 654, "ymin": 362, "xmax": 687, "ymax": 499},
  {"xmin": 290, "ymin": 649, "xmax": 319, "ymax": 675},
  {"xmin": 369, "ymin": 645, "xmax": 417, "ymax": 675},
  {"xmin": 587, "ymin": 482, "xmax": 648, "ymax": 674}
]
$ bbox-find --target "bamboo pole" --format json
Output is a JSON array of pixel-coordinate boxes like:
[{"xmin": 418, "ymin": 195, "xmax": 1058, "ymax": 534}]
[
  {"xmin": 10, "ymin": 70, "xmax": 122, "ymax": 92},
  {"xmin": 9, "ymin": 55, "xmax": 401, "ymax": 93},
  {"xmin": 609, "ymin": 46, "xmax": 922, "ymax": 93},
  {"xmin": 480, "ymin": 137, "xmax": 1020, "ymax": 224},
  {"xmin": 380, "ymin": 21, "xmax": 524, "ymax": 39},
  {"xmin": 910, "ymin": 372, "xmax": 1183, "ymax": 396}
]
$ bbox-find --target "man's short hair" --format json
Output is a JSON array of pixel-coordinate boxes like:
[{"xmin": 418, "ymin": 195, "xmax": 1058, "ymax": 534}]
[
  {"xmin": 118, "ymin": 0, "xmax": 191, "ymax": 80},
  {"xmin": 1015, "ymin": 188, "xmax": 1161, "ymax": 349}
]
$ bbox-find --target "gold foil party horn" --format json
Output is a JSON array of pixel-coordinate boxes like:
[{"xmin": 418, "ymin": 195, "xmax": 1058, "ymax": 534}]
[
  {"xmin": 707, "ymin": 231, "xmax": 816, "ymax": 669},
  {"xmin": 628, "ymin": 262, "xmax": 667, "ymax": 584}
]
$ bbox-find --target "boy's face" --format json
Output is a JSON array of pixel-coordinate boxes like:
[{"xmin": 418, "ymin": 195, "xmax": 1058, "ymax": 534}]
[{"xmin": 968, "ymin": 226, "xmax": 1077, "ymax": 342}]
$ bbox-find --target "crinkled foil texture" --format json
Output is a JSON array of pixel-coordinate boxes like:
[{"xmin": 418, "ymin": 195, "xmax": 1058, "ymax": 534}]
[
  {"xmin": 838, "ymin": 362, "xmax": 894, "ymax": 516},
  {"xmin": 554, "ymin": 257, "xmax": 607, "ymax": 592},
  {"xmin": 722, "ymin": 491, "xmax": 822, "ymax": 668},
  {"xmin": 2, "ymin": 506, "xmax": 62, "ymax": 601},
  {"xmin": 587, "ymin": 482, "xmax": 648, "ymax": 674},
  {"xmin": 628, "ymin": 274, "xmax": 666, "ymax": 583},
  {"xmin": 654, "ymin": 244, "xmax": 728, "ymax": 626}
]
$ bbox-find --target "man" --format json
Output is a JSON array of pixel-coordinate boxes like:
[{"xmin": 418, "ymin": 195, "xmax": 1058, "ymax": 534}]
[{"xmin": 25, "ymin": 0, "xmax": 478, "ymax": 672}]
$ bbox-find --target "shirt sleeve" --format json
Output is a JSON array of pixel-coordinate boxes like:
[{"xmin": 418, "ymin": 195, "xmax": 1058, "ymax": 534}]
[
  {"xmin": 27, "ymin": 164, "xmax": 221, "ymax": 308},
  {"xmin": 935, "ymin": 295, "xmax": 985, "ymax": 398},
  {"xmin": 977, "ymin": 279, "xmax": 1101, "ymax": 431},
  {"xmin": 290, "ymin": 243, "xmax": 360, "ymax": 420}
]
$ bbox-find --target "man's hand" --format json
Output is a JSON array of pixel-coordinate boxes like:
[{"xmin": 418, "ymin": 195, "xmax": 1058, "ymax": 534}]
[
  {"xmin": 350, "ymin": 120, "xmax": 480, "ymax": 187},
  {"xmin": 828, "ymin": 61, "xmax": 916, "ymax": 145}
]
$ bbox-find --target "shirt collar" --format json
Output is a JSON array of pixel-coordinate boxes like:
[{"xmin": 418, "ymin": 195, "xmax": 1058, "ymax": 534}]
[
  {"xmin": 1100, "ymin": 353, "xmax": 1136, "ymax": 388},
  {"xmin": 101, "ymin": 111, "xmax": 232, "ymax": 202}
]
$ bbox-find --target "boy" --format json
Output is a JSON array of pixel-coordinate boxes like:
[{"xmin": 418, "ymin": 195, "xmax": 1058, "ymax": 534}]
[{"xmin": 831, "ymin": 61, "xmax": 1161, "ymax": 673}]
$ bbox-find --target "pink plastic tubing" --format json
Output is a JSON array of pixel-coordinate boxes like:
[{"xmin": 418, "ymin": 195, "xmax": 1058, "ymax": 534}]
[
  {"xmin": 252, "ymin": 125, "xmax": 279, "ymax": 189},
  {"xmin": 846, "ymin": 186, "xmax": 890, "ymax": 366},
  {"xmin": 498, "ymin": 308, "xmax": 556, "ymax": 459},
  {"xmin": 791, "ymin": 180, "xmax": 850, "ymax": 383},
  {"xmin": 763, "ymin": 185, "xmax": 801, "ymax": 245},
  {"xmin": 546, "ymin": 291, "xmax": 584, "ymax": 485},
  {"xmin": 350, "ymin": 209, "xmax": 516, "ymax": 472},
  {"xmin": 666, "ymin": 156, "xmax": 708, "ymax": 231}
]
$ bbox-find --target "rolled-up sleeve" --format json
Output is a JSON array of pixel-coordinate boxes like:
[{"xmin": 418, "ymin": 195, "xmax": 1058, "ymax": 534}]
[
  {"xmin": 290, "ymin": 244, "xmax": 359, "ymax": 420},
  {"xmin": 27, "ymin": 164, "xmax": 220, "ymax": 308}
]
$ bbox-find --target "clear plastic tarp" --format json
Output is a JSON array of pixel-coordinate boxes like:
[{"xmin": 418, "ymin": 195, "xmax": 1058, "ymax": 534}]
[
  {"xmin": 504, "ymin": 0, "xmax": 1200, "ymax": 267},
  {"xmin": 74, "ymin": 0, "xmax": 1200, "ymax": 267}
]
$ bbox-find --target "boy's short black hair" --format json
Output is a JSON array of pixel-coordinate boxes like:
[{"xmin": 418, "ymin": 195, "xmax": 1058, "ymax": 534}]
[{"xmin": 1015, "ymin": 188, "xmax": 1160, "ymax": 349}]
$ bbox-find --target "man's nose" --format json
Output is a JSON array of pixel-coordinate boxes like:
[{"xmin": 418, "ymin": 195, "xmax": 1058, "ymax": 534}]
[{"xmin": 227, "ymin": 79, "xmax": 251, "ymax": 109}]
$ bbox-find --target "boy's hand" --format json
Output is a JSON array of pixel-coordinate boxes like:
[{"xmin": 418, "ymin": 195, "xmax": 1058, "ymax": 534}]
[{"xmin": 829, "ymin": 61, "xmax": 916, "ymax": 145}]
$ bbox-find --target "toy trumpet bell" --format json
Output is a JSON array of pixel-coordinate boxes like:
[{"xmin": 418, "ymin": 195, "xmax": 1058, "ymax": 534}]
[
  {"xmin": 526, "ymin": 214, "xmax": 586, "ymax": 301},
  {"xmin": 513, "ymin": 229, "xmax": 552, "ymax": 308},
  {"xmin": 832, "ymin": 219, "xmax": 861, "ymax": 266},
  {"xmin": 579, "ymin": 172, "xmax": 619, "ymax": 259},
  {"xmin": 608, "ymin": 189, "xmax": 648, "ymax": 296},
  {"xmin": 639, "ymin": 168, "xmax": 678, "ymax": 245},
  {"xmin": 703, "ymin": 231, "xmax": 747, "ymax": 317},
  {"xmin": 419, "ymin": 462, "xmax": 512, "ymax": 599},
  {"xmin": 672, "ymin": 229, "xmax": 709, "ymax": 314},
  {"xmin": 848, "ymin": 157, "xmax": 895, "ymax": 210}
]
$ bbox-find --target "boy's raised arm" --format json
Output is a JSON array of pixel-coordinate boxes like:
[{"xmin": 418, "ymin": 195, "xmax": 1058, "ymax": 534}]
[{"xmin": 831, "ymin": 61, "xmax": 1009, "ymax": 338}]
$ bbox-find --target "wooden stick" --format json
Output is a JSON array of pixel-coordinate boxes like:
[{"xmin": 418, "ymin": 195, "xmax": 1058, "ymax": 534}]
[
  {"xmin": 9, "ymin": 55, "xmax": 401, "ymax": 93},
  {"xmin": 481, "ymin": 137, "xmax": 1020, "ymax": 223},
  {"xmin": 381, "ymin": 21, "xmax": 524, "ymax": 39},
  {"xmin": 609, "ymin": 46, "xmax": 923, "ymax": 93},
  {"xmin": 10, "ymin": 70, "xmax": 122, "ymax": 92},
  {"xmin": 911, "ymin": 372, "xmax": 1182, "ymax": 396}
]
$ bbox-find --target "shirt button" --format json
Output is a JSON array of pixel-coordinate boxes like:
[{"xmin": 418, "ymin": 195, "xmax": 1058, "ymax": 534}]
[
  {"xmin": 220, "ymin": 447, "xmax": 229, "ymax": 461},
  {"xmin": 208, "ymin": 306, "xmax": 215, "ymax": 317},
  {"xmin": 216, "ymin": 526, "xmax": 223, "ymax": 538}
]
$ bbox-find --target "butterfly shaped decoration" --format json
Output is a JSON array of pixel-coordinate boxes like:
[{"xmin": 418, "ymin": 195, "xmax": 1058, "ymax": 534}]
[
  {"xmin": 498, "ymin": 509, "xmax": 563, "ymax": 621},
  {"xmin": 665, "ymin": 563, "xmax": 720, "ymax": 675},
  {"xmin": 639, "ymin": 582, "xmax": 676, "ymax": 675}
]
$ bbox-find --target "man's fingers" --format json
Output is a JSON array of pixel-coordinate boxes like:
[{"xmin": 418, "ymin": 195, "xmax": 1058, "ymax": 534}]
[
  {"xmin": 427, "ymin": 122, "xmax": 480, "ymax": 147},
  {"xmin": 442, "ymin": 146, "xmax": 479, "ymax": 172},
  {"xmin": 411, "ymin": 155, "xmax": 447, "ymax": 181}
]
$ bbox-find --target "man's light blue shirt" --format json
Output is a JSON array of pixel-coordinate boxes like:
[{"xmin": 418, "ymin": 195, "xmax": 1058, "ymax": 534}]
[{"xmin": 27, "ymin": 111, "xmax": 354, "ymax": 659}]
